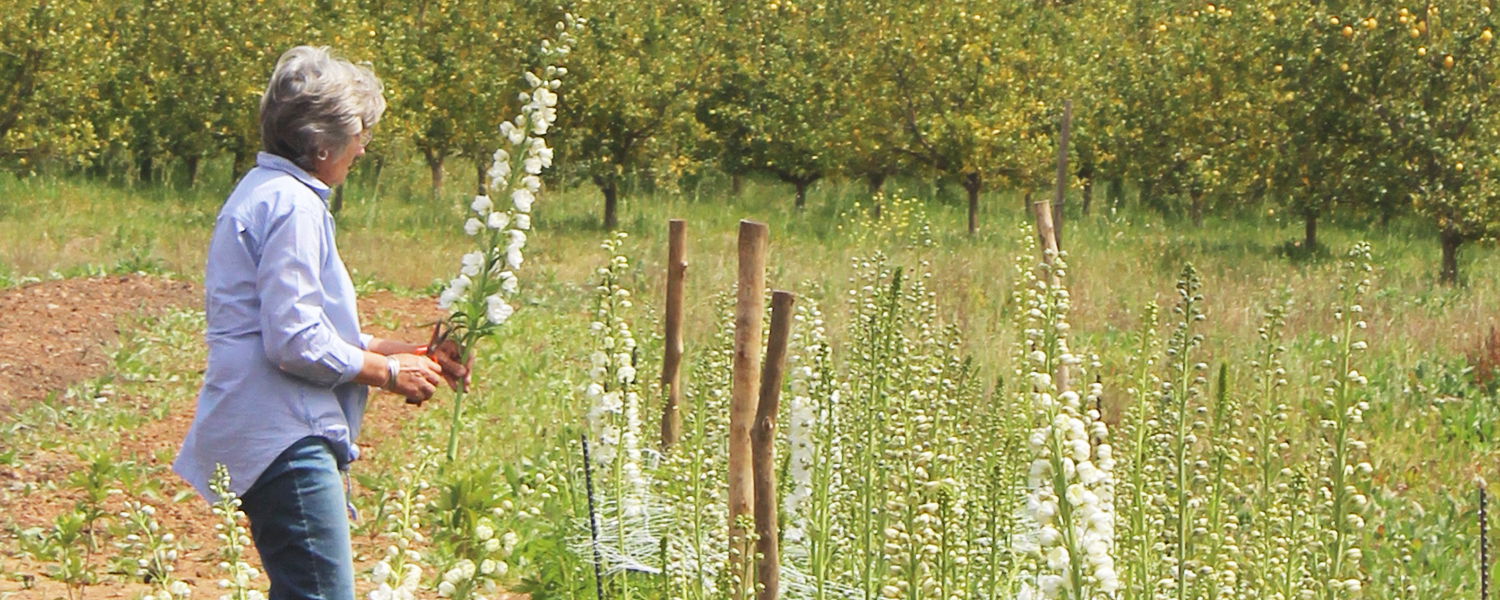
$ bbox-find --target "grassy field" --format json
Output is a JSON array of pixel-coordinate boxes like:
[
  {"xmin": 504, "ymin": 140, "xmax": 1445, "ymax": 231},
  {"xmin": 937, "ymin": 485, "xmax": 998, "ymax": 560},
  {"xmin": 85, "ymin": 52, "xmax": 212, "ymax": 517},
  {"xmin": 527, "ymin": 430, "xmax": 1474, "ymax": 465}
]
[{"xmin": 3, "ymin": 157, "xmax": 1500, "ymax": 598}]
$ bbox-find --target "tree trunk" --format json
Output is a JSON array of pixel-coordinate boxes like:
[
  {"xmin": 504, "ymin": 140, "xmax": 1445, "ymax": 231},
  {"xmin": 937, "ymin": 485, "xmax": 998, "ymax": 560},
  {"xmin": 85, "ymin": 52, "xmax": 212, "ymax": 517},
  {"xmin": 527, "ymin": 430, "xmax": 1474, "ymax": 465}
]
[
  {"xmin": 1077, "ymin": 148, "xmax": 1095, "ymax": 216},
  {"xmin": 231, "ymin": 147, "xmax": 253, "ymax": 183},
  {"xmin": 369, "ymin": 155, "xmax": 386, "ymax": 202},
  {"xmin": 1303, "ymin": 210, "xmax": 1318, "ymax": 250},
  {"xmin": 138, "ymin": 154, "xmax": 155, "ymax": 184},
  {"xmin": 1082, "ymin": 177, "xmax": 1094, "ymax": 216},
  {"xmin": 1139, "ymin": 179, "xmax": 1156, "ymax": 214},
  {"xmin": 1108, "ymin": 176, "xmax": 1124, "ymax": 211},
  {"xmin": 794, "ymin": 180, "xmax": 809, "ymax": 210},
  {"xmin": 865, "ymin": 171, "xmax": 887, "ymax": 197},
  {"xmin": 1189, "ymin": 188, "xmax": 1205, "ymax": 227},
  {"xmin": 964, "ymin": 173, "xmax": 981, "ymax": 236},
  {"xmin": 475, "ymin": 154, "xmax": 488, "ymax": 196},
  {"xmin": 601, "ymin": 177, "xmax": 620, "ymax": 230},
  {"xmin": 427, "ymin": 153, "xmax": 445, "ymax": 200},
  {"xmin": 184, "ymin": 154, "xmax": 201, "ymax": 188},
  {"xmin": 1440, "ymin": 229, "xmax": 1463, "ymax": 285},
  {"xmin": 731, "ymin": 172, "xmax": 744, "ymax": 197}
]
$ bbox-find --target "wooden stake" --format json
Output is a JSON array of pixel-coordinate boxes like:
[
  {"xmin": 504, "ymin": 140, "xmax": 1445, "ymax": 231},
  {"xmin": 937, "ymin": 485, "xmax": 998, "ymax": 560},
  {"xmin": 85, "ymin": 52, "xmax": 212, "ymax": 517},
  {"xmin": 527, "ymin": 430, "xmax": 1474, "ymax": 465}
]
[
  {"xmin": 754, "ymin": 291, "xmax": 795, "ymax": 600},
  {"xmin": 1053, "ymin": 99, "xmax": 1073, "ymax": 250},
  {"xmin": 729, "ymin": 220, "xmax": 769, "ymax": 586},
  {"xmin": 1032, "ymin": 198, "xmax": 1062, "ymax": 281},
  {"xmin": 661, "ymin": 219, "xmax": 688, "ymax": 449}
]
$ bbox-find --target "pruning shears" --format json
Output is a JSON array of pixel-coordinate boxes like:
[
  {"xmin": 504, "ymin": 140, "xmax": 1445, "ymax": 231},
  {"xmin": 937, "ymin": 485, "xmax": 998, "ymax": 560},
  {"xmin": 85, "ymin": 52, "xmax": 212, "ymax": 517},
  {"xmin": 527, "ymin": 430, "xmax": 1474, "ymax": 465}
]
[{"xmin": 407, "ymin": 320, "xmax": 453, "ymax": 405}]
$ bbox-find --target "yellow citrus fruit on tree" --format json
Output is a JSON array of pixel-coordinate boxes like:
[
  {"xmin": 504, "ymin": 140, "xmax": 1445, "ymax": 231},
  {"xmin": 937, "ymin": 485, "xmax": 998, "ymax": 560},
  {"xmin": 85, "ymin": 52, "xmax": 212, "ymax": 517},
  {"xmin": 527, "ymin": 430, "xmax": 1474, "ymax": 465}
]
[
  {"xmin": 1343, "ymin": 25, "xmax": 1354, "ymax": 37},
  {"xmin": 1483, "ymin": 29, "xmax": 1494, "ymax": 43},
  {"xmin": 1418, "ymin": 46, "xmax": 1428, "ymax": 56},
  {"xmin": 1444, "ymin": 54, "xmax": 1455, "ymax": 68}
]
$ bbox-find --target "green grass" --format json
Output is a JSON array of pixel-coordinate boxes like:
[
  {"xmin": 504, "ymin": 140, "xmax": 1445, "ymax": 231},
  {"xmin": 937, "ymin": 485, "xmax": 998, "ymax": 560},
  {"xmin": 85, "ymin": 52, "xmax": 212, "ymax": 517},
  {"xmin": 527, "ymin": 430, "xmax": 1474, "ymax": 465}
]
[{"xmin": 3, "ymin": 157, "xmax": 1500, "ymax": 597}]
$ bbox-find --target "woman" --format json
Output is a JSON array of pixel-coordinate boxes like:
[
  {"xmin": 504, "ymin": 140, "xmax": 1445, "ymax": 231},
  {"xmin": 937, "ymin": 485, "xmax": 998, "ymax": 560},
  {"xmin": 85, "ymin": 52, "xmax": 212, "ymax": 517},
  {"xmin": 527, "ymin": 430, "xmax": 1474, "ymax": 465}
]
[{"xmin": 175, "ymin": 46, "xmax": 466, "ymax": 600}]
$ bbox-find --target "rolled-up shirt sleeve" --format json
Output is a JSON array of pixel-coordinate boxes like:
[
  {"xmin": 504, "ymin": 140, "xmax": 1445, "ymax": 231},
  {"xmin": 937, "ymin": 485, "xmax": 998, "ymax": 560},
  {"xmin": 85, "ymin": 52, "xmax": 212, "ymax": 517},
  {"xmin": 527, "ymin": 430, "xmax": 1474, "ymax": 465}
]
[{"xmin": 254, "ymin": 199, "xmax": 366, "ymax": 387}]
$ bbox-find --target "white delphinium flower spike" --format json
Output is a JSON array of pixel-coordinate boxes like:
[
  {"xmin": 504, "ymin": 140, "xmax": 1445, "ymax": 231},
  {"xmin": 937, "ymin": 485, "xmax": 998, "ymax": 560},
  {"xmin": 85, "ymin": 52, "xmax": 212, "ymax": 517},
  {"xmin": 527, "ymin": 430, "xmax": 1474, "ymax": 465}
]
[
  {"xmin": 1015, "ymin": 226, "xmax": 1117, "ymax": 600},
  {"xmin": 210, "ymin": 464, "xmax": 265, "ymax": 600},
  {"xmin": 433, "ymin": 13, "xmax": 583, "ymax": 462},
  {"xmin": 367, "ymin": 450, "xmax": 435, "ymax": 600}
]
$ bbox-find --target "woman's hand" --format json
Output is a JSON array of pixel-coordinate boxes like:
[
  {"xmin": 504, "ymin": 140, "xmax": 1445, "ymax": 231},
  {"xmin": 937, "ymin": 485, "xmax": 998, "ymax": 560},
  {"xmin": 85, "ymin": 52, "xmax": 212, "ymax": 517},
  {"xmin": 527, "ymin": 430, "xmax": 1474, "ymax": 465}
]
[
  {"xmin": 386, "ymin": 353, "xmax": 444, "ymax": 403},
  {"xmin": 427, "ymin": 338, "xmax": 472, "ymax": 390}
]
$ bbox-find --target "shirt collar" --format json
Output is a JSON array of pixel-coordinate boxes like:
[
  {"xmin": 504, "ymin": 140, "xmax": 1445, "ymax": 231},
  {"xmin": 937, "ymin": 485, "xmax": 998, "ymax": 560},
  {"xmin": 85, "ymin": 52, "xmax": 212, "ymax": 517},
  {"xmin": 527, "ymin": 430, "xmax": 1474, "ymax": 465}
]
[{"xmin": 256, "ymin": 152, "xmax": 332, "ymax": 202}]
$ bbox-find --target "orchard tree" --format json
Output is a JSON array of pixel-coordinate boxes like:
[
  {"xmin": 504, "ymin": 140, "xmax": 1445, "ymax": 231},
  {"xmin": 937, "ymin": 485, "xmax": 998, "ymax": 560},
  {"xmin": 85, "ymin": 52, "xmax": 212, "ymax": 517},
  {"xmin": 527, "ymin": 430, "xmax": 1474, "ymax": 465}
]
[
  {"xmin": 378, "ymin": 1, "xmax": 478, "ymax": 200},
  {"xmin": 1378, "ymin": 4, "xmax": 1500, "ymax": 284},
  {"xmin": 873, "ymin": 0, "xmax": 1057, "ymax": 236},
  {"xmin": 0, "ymin": 1, "xmax": 97, "ymax": 170},
  {"xmin": 827, "ymin": 0, "xmax": 907, "ymax": 203},
  {"xmin": 556, "ymin": 0, "xmax": 715, "ymax": 229},
  {"xmin": 1072, "ymin": 0, "xmax": 1154, "ymax": 215},
  {"xmin": 1108, "ymin": 0, "xmax": 1253, "ymax": 226},
  {"xmin": 695, "ymin": 1, "xmax": 843, "ymax": 210},
  {"xmin": 1254, "ymin": 2, "xmax": 1402, "ymax": 249}
]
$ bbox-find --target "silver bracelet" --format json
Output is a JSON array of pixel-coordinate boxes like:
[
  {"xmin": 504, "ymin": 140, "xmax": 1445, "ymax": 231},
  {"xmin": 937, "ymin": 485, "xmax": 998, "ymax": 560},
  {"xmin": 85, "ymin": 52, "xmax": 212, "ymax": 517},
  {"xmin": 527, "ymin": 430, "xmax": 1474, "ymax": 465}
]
[{"xmin": 384, "ymin": 356, "xmax": 401, "ymax": 390}]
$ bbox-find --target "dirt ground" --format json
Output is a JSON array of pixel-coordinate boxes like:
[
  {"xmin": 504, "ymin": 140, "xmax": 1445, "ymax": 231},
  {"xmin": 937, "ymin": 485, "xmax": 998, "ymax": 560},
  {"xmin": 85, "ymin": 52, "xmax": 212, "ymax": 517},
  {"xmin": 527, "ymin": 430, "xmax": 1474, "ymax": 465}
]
[
  {"xmin": 0, "ymin": 275, "xmax": 521, "ymax": 599},
  {"xmin": 0, "ymin": 275, "xmax": 197, "ymax": 417}
]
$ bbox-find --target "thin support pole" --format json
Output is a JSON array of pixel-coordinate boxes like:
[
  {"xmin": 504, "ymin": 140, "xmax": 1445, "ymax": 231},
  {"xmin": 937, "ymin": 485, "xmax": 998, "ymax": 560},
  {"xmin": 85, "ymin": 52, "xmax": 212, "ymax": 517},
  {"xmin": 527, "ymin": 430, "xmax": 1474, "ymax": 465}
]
[
  {"xmin": 753, "ymin": 291, "xmax": 796, "ymax": 600},
  {"xmin": 662, "ymin": 219, "xmax": 688, "ymax": 448}
]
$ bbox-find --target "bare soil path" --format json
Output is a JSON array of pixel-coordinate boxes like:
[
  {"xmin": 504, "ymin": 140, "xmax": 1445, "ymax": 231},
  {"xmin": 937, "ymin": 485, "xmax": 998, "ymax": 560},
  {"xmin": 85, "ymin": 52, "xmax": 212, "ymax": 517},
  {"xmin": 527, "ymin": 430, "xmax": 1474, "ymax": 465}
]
[{"xmin": 0, "ymin": 275, "xmax": 524, "ymax": 599}]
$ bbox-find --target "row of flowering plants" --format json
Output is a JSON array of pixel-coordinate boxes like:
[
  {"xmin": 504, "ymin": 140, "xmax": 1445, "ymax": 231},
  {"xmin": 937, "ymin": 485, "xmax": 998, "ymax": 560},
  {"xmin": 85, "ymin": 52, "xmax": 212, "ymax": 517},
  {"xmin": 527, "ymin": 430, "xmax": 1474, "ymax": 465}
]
[{"xmin": 550, "ymin": 220, "xmax": 1386, "ymax": 600}]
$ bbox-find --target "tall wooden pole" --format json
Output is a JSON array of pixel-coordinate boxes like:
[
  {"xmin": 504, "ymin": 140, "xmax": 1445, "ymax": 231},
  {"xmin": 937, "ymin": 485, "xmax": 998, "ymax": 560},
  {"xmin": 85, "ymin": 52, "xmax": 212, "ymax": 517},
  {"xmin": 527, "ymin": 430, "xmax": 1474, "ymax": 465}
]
[
  {"xmin": 1053, "ymin": 99, "xmax": 1073, "ymax": 250},
  {"xmin": 661, "ymin": 219, "xmax": 687, "ymax": 448},
  {"xmin": 729, "ymin": 220, "xmax": 769, "ymax": 590},
  {"xmin": 754, "ymin": 291, "xmax": 795, "ymax": 600}
]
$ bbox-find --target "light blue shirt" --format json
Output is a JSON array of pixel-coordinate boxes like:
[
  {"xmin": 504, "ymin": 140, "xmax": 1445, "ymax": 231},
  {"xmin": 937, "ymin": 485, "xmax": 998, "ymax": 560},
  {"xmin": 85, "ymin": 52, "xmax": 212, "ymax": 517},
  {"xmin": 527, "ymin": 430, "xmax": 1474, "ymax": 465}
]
[{"xmin": 175, "ymin": 152, "xmax": 371, "ymax": 502}]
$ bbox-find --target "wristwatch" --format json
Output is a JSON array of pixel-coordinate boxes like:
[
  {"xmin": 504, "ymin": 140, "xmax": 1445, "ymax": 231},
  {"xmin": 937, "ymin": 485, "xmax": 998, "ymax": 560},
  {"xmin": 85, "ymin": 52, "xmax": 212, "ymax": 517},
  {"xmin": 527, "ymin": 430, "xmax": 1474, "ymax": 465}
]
[{"xmin": 384, "ymin": 356, "xmax": 401, "ymax": 390}]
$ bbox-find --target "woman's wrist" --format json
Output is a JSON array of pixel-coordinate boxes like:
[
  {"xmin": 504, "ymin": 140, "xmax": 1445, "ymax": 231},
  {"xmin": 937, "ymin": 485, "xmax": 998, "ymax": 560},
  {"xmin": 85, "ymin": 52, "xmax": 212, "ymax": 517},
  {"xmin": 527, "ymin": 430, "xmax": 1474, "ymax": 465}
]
[
  {"xmin": 367, "ymin": 337, "xmax": 423, "ymax": 356},
  {"xmin": 354, "ymin": 351, "xmax": 395, "ymax": 387},
  {"xmin": 383, "ymin": 356, "xmax": 401, "ymax": 390}
]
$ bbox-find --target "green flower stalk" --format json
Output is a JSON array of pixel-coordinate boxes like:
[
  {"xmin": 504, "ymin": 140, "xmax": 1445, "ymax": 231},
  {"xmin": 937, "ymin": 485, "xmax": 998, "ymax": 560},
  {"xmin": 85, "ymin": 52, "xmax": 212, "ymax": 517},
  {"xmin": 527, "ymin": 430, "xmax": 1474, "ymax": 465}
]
[
  {"xmin": 1117, "ymin": 302, "xmax": 1163, "ymax": 600},
  {"xmin": 1159, "ymin": 265, "xmax": 1209, "ymax": 600},
  {"xmin": 1315, "ymin": 242, "xmax": 1376, "ymax": 599},
  {"xmin": 1244, "ymin": 297, "xmax": 1294, "ymax": 598},
  {"xmin": 210, "ymin": 464, "xmax": 265, "ymax": 600},
  {"xmin": 662, "ymin": 293, "xmax": 736, "ymax": 600},
  {"xmin": 368, "ymin": 449, "xmax": 435, "ymax": 600},
  {"xmin": 115, "ymin": 500, "xmax": 189, "ymax": 600}
]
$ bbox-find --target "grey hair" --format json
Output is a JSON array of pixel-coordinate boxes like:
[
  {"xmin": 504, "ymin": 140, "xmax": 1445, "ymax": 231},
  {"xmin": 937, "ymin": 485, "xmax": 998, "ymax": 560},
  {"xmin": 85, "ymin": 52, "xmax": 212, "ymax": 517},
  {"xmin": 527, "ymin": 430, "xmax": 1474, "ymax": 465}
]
[{"xmin": 260, "ymin": 46, "xmax": 386, "ymax": 171}]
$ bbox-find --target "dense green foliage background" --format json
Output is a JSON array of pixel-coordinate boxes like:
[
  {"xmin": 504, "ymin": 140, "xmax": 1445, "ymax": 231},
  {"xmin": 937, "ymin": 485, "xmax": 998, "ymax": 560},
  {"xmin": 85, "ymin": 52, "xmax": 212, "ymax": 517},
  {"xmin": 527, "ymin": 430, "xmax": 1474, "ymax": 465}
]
[{"xmin": 4, "ymin": 0, "xmax": 1499, "ymax": 281}]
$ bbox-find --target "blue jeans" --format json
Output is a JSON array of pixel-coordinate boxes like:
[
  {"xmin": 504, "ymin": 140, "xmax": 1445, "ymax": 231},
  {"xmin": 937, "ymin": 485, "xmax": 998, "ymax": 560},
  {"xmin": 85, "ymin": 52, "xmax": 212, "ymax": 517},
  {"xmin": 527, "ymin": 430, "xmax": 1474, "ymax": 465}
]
[{"xmin": 241, "ymin": 436, "xmax": 355, "ymax": 600}]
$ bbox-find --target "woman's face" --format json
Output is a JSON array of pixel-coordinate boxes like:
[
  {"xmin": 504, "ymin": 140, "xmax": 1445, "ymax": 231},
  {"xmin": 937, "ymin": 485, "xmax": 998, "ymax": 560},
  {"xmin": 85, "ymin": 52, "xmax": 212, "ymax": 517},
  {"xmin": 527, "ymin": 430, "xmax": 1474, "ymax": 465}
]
[{"xmin": 312, "ymin": 128, "xmax": 370, "ymax": 187}]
